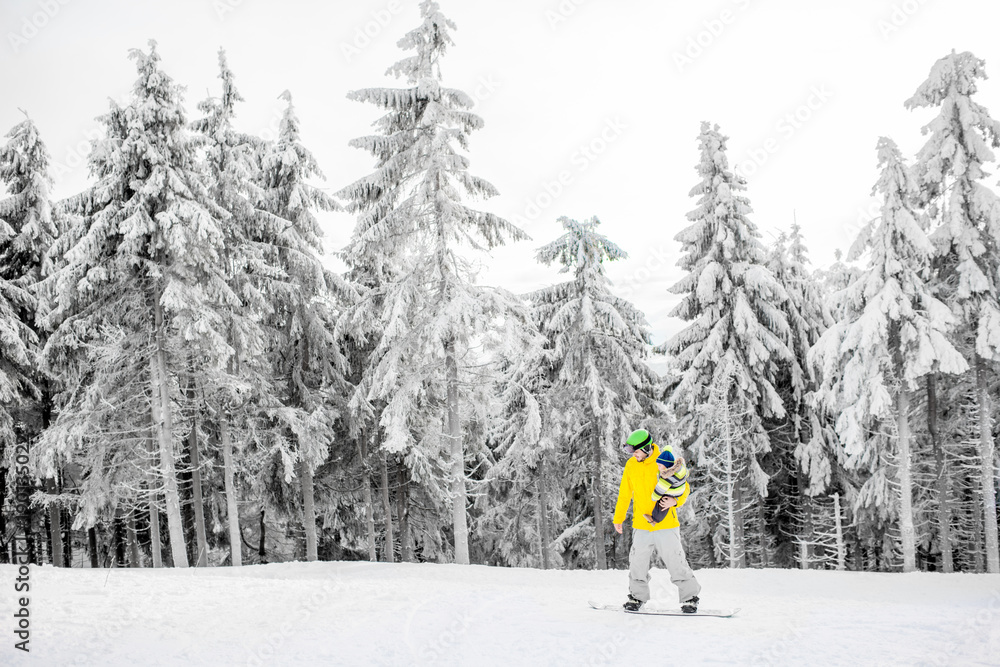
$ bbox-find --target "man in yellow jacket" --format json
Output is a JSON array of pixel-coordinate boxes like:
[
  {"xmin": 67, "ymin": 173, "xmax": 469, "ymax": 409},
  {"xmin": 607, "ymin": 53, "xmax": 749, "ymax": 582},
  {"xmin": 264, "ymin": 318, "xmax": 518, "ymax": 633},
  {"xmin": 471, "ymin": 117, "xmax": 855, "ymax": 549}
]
[{"xmin": 613, "ymin": 428, "xmax": 701, "ymax": 612}]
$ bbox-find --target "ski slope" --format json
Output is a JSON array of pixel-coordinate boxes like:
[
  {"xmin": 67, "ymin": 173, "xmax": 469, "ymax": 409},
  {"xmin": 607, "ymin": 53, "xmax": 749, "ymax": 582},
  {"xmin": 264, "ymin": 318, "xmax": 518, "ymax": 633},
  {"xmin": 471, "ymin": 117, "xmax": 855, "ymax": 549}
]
[{"xmin": 1, "ymin": 561, "xmax": 997, "ymax": 666}]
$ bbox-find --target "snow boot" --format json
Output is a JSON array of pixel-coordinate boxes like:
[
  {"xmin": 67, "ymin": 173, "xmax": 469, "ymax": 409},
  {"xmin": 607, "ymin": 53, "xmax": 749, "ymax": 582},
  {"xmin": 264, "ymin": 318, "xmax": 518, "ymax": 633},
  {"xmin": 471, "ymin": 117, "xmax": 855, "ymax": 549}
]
[
  {"xmin": 623, "ymin": 594, "xmax": 644, "ymax": 612},
  {"xmin": 681, "ymin": 596, "xmax": 699, "ymax": 614}
]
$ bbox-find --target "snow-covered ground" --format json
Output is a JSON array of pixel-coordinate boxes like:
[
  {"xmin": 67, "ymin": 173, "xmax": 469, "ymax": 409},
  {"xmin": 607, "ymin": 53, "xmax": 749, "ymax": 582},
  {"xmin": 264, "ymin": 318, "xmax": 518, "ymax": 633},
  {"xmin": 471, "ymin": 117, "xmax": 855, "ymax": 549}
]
[{"xmin": 1, "ymin": 561, "xmax": 998, "ymax": 666}]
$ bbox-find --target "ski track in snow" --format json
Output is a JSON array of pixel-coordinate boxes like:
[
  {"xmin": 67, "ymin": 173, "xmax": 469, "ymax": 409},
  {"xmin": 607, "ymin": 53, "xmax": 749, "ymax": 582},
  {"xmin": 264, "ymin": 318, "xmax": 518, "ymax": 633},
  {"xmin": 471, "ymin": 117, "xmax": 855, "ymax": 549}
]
[{"xmin": 1, "ymin": 562, "xmax": 998, "ymax": 666}]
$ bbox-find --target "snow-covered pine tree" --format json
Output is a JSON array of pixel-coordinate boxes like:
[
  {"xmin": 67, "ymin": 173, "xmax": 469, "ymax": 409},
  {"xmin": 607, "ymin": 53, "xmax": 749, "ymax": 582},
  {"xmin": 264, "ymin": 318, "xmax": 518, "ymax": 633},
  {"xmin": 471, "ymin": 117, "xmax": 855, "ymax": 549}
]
[
  {"xmin": 811, "ymin": 137, "xmax": 968, "ymax": 572},
  {"xmin": 663, "ymin": 121, "xmax": 792, "ymax": 567},
  {"xmin": 694, "ymin": 365, "xmax": 756, "ymax": 568},
  {"xmin": 905, "ymin": 50, "xmax": 1000, "ymax": 573},
  {"xmin": 42, "ymin": 42, "xmax": 238, "ymax": 568},
  {"xmin": 191, "ymin": 49, "xmax": 286, "ymax": 567},
  {"xmin": 766, "ymin": 224, "xmax": 839, "ymax": 568},
  {"xmin": 256, "ymin": 91, "xmax": 348, "ymax": 563},
  {"xmin": 0, "ymin": 114, "xmax": 55, "ymax": 564},
  {"xmin": 338, "ymin": 0, "xmax": 528, "ymax": 565},
  {"xmin": 534, "ymin": 215, "xmax": 663, "ymax": 570},
  {"xmin": 478, "ymin": 318, "xmax": 563, "ymax": 568}
]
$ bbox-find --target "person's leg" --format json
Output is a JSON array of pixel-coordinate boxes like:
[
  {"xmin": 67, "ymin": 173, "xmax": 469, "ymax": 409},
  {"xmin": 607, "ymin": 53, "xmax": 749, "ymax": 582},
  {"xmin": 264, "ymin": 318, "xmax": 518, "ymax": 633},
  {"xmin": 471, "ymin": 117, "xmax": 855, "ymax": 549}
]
[
  {"xmin": 651, "ymin": 527, "xmax": 701, "ymax": 603},
  {"xmin": 628, "ymin": 529, "xmax": 656, "ymax": 602}
]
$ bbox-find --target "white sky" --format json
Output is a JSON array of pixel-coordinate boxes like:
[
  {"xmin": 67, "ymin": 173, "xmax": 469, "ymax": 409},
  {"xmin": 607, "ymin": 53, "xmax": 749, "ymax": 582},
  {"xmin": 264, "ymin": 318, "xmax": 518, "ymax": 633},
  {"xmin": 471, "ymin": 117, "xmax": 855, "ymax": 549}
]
[{"xmin": 3, "ymin": 0, "xmax": 1000, "ymax": 346}]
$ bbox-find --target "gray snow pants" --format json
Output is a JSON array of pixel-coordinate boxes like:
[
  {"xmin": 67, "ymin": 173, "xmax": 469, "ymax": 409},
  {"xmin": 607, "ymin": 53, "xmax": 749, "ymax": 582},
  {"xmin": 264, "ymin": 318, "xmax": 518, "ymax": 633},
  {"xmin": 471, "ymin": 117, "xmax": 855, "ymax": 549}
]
[{"xmin": 628, "ymin": 527, "xmax": 701, "ymax": 603}]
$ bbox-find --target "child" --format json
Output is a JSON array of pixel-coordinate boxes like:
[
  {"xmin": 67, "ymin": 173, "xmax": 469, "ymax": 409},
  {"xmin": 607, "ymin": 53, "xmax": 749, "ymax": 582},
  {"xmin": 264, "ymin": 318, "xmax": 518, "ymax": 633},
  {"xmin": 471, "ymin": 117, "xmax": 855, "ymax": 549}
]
[{"xmin": 642, "ymin": 446, "xmax": 689, "ymax": 525}]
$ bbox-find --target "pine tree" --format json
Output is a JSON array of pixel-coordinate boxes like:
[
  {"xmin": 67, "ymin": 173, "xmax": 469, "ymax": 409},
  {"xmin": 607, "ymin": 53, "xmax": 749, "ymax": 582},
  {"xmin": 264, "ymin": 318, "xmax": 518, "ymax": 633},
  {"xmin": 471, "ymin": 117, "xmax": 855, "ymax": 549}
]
[
  {"xmin": 767, "ymin": 223, "xmax": 839, "ymax": 568},
  {"xmin": 811, "ymin": 137, "xmax": 968, "ymax": 572},
  {"xmin": 256, "ymin": 91, "xmax": 348, "ymax": 563},
  {"xmin": 479, "ymin": 304, "xmax": 561, "ymax": 568},
  {"xmin": 42, "ymin": 42, "xmax": 238, "ymax": 568},
  {"xmin": 534, "ymin": 215, "xmax": 663, "ymax": 570},
  {"xmin": 905, "ymin": 50, "xmax": 1000, "ymax": 573},
  {"xmin": 191, "ymin": 49, "xmax": 286, "ymax": 567},
  {"xmin": 663, "ymin": 121, "xmax": 792, "ymax": 567},
  {"xmin": 0, "ymin": 114, "xmax": 54, "ymax": 564},
  {"xmin": 338, "ymin": 0, "xmax": 528, "ymax": 564}
]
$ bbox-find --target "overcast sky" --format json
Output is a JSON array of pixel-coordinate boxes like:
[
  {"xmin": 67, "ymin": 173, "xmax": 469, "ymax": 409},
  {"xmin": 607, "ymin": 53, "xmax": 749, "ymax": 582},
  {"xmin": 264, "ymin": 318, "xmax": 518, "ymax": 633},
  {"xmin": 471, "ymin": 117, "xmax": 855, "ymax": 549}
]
[{"xmin": 3, "ymin": 0, "xmax": 1000, "ymax": 346}]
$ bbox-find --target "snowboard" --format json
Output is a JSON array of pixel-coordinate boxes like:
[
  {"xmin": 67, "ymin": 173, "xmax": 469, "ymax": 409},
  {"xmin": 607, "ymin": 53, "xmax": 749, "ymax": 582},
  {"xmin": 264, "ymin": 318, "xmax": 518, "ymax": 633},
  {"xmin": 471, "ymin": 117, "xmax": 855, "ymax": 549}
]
[{"xmin": 588, "ymin": 600, "xmax": 740, "ymax": 617}]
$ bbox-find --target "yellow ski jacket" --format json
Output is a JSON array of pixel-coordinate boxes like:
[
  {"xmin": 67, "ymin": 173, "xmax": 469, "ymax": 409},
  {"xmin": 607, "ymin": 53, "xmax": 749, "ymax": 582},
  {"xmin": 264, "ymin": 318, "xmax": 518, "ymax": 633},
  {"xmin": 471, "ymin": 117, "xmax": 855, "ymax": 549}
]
[{"xmin": 612, "ymin": 444, "xmax": 691, "ymax": 531}]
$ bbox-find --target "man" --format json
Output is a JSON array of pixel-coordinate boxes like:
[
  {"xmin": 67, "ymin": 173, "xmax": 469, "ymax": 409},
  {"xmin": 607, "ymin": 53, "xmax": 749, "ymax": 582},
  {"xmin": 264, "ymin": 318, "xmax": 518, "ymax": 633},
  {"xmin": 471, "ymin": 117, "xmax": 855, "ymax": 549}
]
[{"xmin": 613, "ymin": 428, "xmax": 701, "ymax": 612}]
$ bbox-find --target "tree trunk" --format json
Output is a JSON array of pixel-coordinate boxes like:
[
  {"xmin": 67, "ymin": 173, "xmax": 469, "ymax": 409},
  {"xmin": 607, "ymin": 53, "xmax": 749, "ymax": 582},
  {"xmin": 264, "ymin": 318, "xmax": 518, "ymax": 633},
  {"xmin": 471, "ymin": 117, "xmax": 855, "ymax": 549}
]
[
  {"xmin": 591, "ymin": 420, "xmax": 607, "ymax": 571},
  {"xmin": 757, "ymin": 497, "xmax": 769, "ymax": 568},
  {"xmin": 150, "ymin": 289, "xmax": 189, "ymax": 568},
  {"xmin": 976, "ymin": 354, "xmax": 1000, "ymax": 573},
  {"xmin": 927, "ymin": 373, "xmax": 953, "ymax": 572},
  {"xmin": 0, "ymin": 466, "xmax": 6, "ymax": 564},
  {"xmin": 113, "ymin": 510, "xmax": 126, "ymax": 567},
  {"xmin": 298, "ymin": 459, "xmax": 318, "ymax": 562},
  {"xmin": 88, "ymin": 527, "xmax": 99, "ymax": 568},
  {"xmin": 127, "ymin": 513, "xmax": 142, "ymax": 568},
  {"xmin": 220, "ymin": 418, "xmax": 241, "ymax": 567},
  {"xmin": 445, "ymin": 338, "xmax": 470, "ymax": 565},
  {"xmin": 63, "ymin": 517, "xmax": 72, "ymax": 568},
  {"xmin": 43, "ymin": 509, "xmax": 52, "ymax": 565},
  {"xmin": 359, "ymin": 438, "xmax": 377, "ymax": 561},
  {"xmin": 145, "ymin": 432, "xmax": 164, "ymax": 568},
  {"xmin": 43, "ymin": 478, "xmax": 62, "ymax": 567},
  {"xmin": 897, "ymin": 388, "xmax": 916, "ymax": 572},
  {"xmin": 26, "ymin": 507, "xmax": 38, "ymax": 565},
  {"xmin": 724, "ymin": 399, "xmax": 743, "ymax": 568},
  {"xmin": 853, "ymin": 529, "xmax": 863, "ymax": 571},
  {"xmin": 397, "ymin": 465, "xmax": 412, "ymax": 563},
  {"xmin": 973, "ymin": 485, "xmax": 985, "ymax": 572},
  {"xmin": 833, "ymin": 492, "xmax": 846, "ymax": 571},
  {"xmin": 379, "ymin": 452, "xmax": 395, "ymax": 563},
  {"xmin": 800, "ymin": 486, "xmax": 812, "ymax": 570},
  {"xmin": 538, "ymin": 456, "xmax": 551, "ymax": 570},
  {"xmin": 258, "ymin": 506, "xmax": 267, "ymax": 563},
  {"xmin": 734, "ymin": 483, "xmax": 746, "ymax": 568},
  {"xmin": 179, "ymin": 458, "xmax": 195, "ymax": 565},
  {"xmin": 187, "ymin": 413, "xmax": 209, "ymax": 567}
]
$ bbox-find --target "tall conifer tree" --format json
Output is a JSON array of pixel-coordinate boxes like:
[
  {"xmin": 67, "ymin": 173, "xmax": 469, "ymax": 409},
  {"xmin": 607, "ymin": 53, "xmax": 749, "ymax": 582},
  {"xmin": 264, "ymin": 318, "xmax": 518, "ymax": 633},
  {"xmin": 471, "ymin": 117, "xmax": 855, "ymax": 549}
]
[
  {"xmin": 663, "ymin": 122, "xmax": 792, "ymax": 566},
  {"xmin": 338, "ymin": 1, "xmax": 527, "ymax": 564}
]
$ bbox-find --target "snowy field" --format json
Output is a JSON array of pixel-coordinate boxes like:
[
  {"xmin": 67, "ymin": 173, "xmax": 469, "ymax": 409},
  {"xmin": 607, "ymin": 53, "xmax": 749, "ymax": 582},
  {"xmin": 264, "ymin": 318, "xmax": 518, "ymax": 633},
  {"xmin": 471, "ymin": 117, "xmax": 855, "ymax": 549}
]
[{"xmin": 1, "ymin": 561, "xmax": 998, "ymax": 666}]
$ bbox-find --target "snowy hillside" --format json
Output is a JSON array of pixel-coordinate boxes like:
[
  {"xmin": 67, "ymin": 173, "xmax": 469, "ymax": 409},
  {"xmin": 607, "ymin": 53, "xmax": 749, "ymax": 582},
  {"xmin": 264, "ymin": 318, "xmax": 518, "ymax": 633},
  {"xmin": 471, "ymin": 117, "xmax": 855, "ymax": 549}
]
[{"xmin": 2, "ymin": 562, "xmax": 997, "ymax": 666}]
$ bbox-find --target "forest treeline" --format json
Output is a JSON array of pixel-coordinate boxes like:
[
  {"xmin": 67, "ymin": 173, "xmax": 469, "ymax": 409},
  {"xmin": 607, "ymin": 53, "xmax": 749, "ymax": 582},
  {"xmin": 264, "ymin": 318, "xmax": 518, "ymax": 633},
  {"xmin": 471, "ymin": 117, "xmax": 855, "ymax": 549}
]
[{"xmin": 0, "ymin": 3, "xmax": 997, "ymax": 574}]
